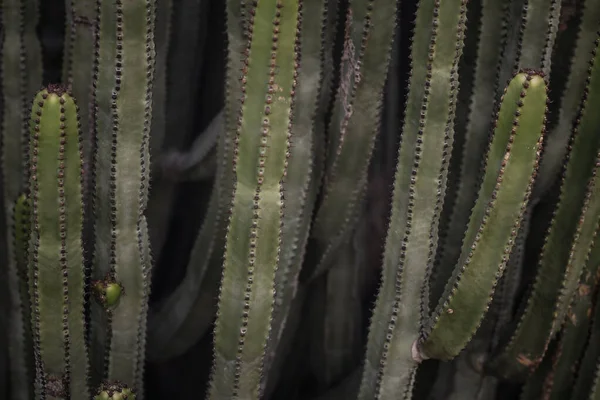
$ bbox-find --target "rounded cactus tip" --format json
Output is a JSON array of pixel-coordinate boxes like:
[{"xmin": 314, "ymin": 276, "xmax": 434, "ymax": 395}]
[
  {"xmin": 95, "ymin": 381, "xmax": 136, "ymax": 400},
  {"xmin": 93, "ymin": 278, "xmax": 123, "ymax": 309}
]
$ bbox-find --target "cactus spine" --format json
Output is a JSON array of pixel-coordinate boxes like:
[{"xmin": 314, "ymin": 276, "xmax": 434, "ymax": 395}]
[
  {"xmin": 90, "ymin": 0, "xmax": 156, "ymax": 396},
  {"xmin": 27, "ymin": 86, "xmax": 89, "ymax": 400}
]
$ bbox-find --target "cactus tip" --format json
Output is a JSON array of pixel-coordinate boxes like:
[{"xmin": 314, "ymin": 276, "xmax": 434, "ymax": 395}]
[
  {"xmin": 95, "ymin": 381, "xmax": 135, "ymax": 400},
  {"xmin": 45, "ymin": 83, "xmax": 69, "ymax": 96}
]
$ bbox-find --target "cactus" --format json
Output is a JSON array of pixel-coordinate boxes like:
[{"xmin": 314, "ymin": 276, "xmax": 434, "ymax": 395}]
[
  {"xmin": 3, "ymin": 0, "xmax": 600, "ymax": 398},
  {"xmin": 89, "ymin": 0, "xmax": 156, "ymax": 395},
  {"xmin": 418, "ymin": 70, "xmax": 547, "ymax": 361},
  {"xmin": 305, "ymin": 0, "xmax": 397, "ymax": 282},
  {"xmin": 488, "ymin": 28, "xmax": 600, "ymax": 381},
  {"xmin": 0, "ymin": 0, "xmax": 42, "ymax": 398},
  {"xmin": 26, "ymin": 85, "xmax": 89, "ymax": 400},
  {"xmin": 358, "ymin": 0, "xmax": 467, "ymax": 397},
  {"xmin": 207, "ymin": 0, "xmax": 301, "ymax": 396}
]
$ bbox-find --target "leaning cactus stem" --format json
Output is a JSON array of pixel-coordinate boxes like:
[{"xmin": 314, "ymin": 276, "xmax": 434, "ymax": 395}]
[
  {"xmin": 418, "ymin": 70, "xmax": 547, "ymax": 361},
  {"xmin": 27, "ymin": 85, "xmax": 89, "ymax": 400}
]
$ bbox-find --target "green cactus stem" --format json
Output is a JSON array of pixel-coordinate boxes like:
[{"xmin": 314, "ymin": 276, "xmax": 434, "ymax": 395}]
[
  {"xmin": 358, "ymin": 0, "xmax": 467, "ymax": 398},
  {"xmin": 515, "ymin": 0, "xmax": 561, "ymax": 76},
  {"xmin": 523, "ymin": 219, "xmax": 600, "ymax": 399},
  {"xmin": 0, "ymin": 0, "xmax": 43, "ymax": 398},
  {"xmin": 489, "ymin": 30, "xmax": 600, "ymax": 381},
  {"xmin": 304, "ymin": 0, "xmax": 397, "ymax": 283},
  {"xmin": 27, "ymin": 85, "xmax": 89, "ymax": 400},
  {"xmin": 432, "ymin": 0, "xmax": 512, "ymax": 306},
  {"xmin": 417, "ymin": 71, "xmax": 547, "ymax": 361},
  {"xmin": 12, "ymin": 192, "xmax": 34, "ymax": 391},
  {"xmin": 94, "ymin": 381, "xmax": 136, "ymax": 400},
  {"xmin": 533, "ymin": 0, "xmax": 600, "ymax": 200},
  {"xmin": 90, "ymin": 0, "xmax": 156, "ymax": 395},
  {"xmin": 262, "ymin": 0, "xmax": 332, "ymax": 391},
  {"xmin": 207, "ymin": 0, "xmax": 300, "ymax": 397},
  {"xmin": 570, "ymin": 279, "xmax": 600, "ymax": 399},
  {"xmin": 145, "ymin": 0, "xmax": 241, "ymax": 361}
]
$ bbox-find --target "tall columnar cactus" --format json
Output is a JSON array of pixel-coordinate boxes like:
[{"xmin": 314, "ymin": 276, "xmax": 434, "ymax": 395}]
[
  {"xmin": 358, "ymin": 0, "xmax": 468, "ymax": 397},
  {"xmin": 0, "ymin": 0, "xmax": 43, "ymax": 398},
  {"xmin": 90, "ymin": 0, "xmax": 156, "ymax": 396},
  {"xmin": 26, "ymin": 85, "xmax": 89, "ymax": 400},
  {"xmin": 207, "ymin": 0, "xmax": 303, "ymax": 398}
]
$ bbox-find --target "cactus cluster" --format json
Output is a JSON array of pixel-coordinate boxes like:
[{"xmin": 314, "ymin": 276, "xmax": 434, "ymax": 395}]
[{"xmin": 1, "ymin": 0, "xmax": 600, "ymax": 399}]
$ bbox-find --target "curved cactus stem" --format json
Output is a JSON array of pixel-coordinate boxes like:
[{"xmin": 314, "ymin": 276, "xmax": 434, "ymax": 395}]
[
  {"xmin": 156, "ymin": 110, "xmax": 222, "ymax": 180},
  {"xmin": 90, "ymin": 0, "xmax": 156, "ymax": 396},
  {"xmin": 418, "ymin": 71, "xmax": 547, "ymax": 361},
  {"xmin": 145, "ymin": 0, "xmax": 210, "ymax": 265},
  {"xmin": 145, "ymin": 0, "xmax": 243, "ymax": 362},
  {"xmin": 207, "ymin": 0, "xmax": 300, "ymax": 397},
  {"xmin": 489, "ymin": 30, "xmax": 600, "ymax": 381},
  {"xmin": 303, "ymin": 0, "xmax": 397, "ymax": 283},
  {"xmin": 27, "ymin": 86, "xmax": 89, "ymax": 400},
  {"xmin": 533, "ymin": 0, "xmax": 600, "ymax": 201},
  {"xmin": 358, "ymin": 0, "xmax": 467, "ymax": 398},
  {"xmin": 1, "ymin": 0, "xmax": 43, "ymax": 397}
]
